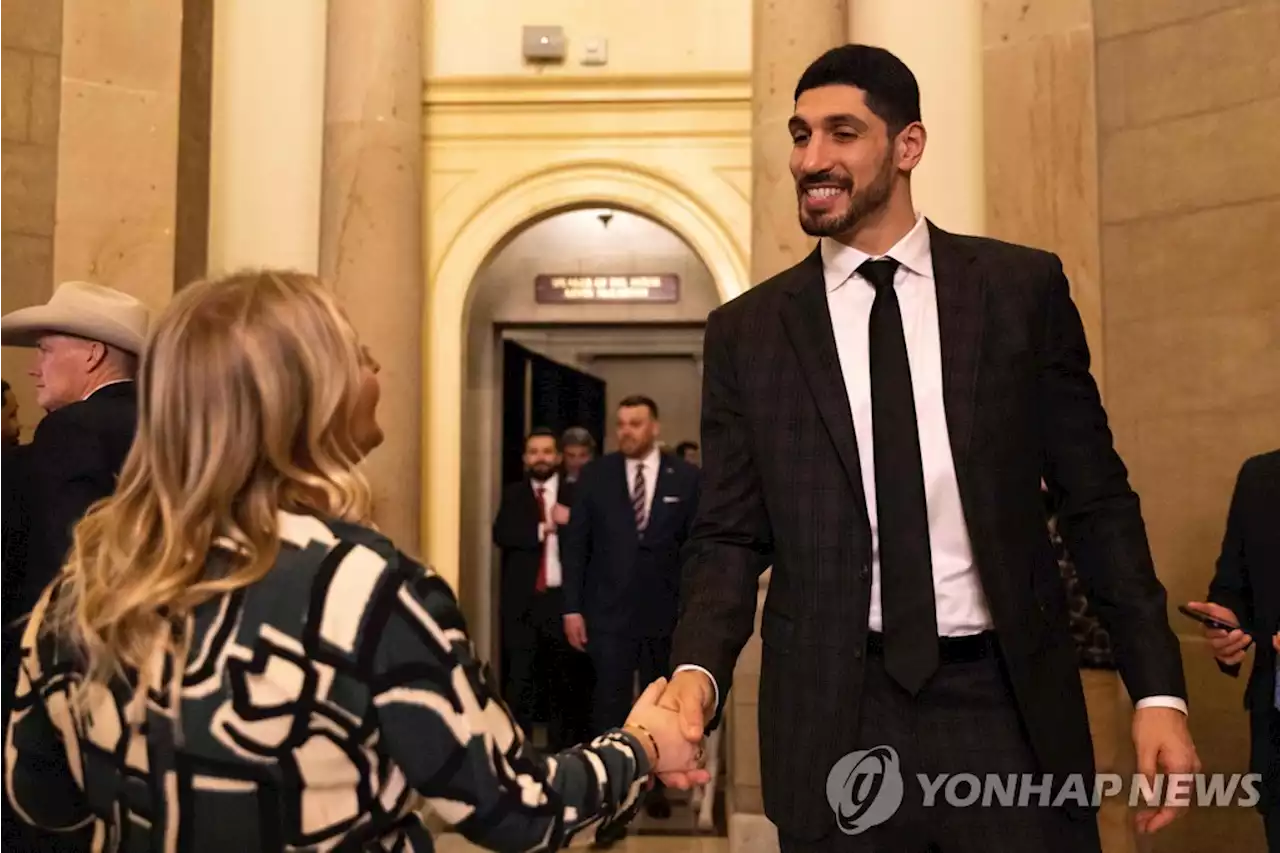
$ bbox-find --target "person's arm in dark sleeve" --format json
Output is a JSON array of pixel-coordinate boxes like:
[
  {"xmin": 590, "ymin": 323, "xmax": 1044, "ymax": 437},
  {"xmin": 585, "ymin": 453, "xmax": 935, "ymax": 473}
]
[
  {"xmin": 1206, "ymin": 457, "xmax": 1259, "ymax": 678},
  {"xmin": 559, "ymin": 470, "xmax": 592, "ymax": 617},
  {"xmin": 1036, "ymin": 256, "xmax": 1187, "ymax": 705},
  {"xmin": 670, "ymin": 308, "xmax": 774, "ymax": 725}
]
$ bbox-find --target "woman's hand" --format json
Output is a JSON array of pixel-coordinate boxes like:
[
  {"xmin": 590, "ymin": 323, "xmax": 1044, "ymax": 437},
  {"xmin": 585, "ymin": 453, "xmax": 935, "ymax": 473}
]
[{"xmin": 624, "ymin": 678, "xmax": 710, "ymax": 783}]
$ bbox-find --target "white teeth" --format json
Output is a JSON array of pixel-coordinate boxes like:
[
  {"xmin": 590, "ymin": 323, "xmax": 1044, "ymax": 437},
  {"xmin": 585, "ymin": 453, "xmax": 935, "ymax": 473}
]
[{"xmin": 806, "ymin": 187, "xmax": 843, "ymax": 198}]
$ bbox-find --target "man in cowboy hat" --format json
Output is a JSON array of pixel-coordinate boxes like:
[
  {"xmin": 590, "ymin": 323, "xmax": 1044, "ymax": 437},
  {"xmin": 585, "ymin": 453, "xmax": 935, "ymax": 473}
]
[{"xmin": 1, "ymin": 281, "xmax": 149, "ymax": 613}]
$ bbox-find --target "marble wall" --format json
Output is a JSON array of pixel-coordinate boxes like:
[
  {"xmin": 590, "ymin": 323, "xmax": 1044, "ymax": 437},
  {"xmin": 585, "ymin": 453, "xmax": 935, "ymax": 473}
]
[
  {"xmin": 53, "ymin": 0, "xmax": 183, "ymax": 311},
  {"xmin": 1095, "ymin": 1, "xmax": 1279, "ymax": 850},
  {"xmin": 2, "ymin": 0, "xmax": 64, "ymax": 434}
]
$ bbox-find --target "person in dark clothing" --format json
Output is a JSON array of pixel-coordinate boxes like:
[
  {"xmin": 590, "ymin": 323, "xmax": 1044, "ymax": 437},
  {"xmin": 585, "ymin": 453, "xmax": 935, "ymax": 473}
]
[
  {"xmin": 1187, "ymin": 450, "xmax": 1280, "ymax": 851},
  {"xmin": 493, "ymin": 427, "xmax": 593, "ymax": 751},
  {"xmin": 1, "ymin": 281, "xmax": 149, "ymax": 853},
  {"xmin": 561, "ymin": 396, "xmax": 700, "ymax": 832},
  {"xmin": 1, "ymin": 281, "xmax": 148, "ymax": 622}
]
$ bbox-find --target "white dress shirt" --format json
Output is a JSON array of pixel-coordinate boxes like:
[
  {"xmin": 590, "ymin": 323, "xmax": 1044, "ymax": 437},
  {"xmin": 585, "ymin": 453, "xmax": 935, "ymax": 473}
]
[
  {"xmin": 680, "ymin": 214, "xmax": 1185, "ymax": 716},
  {"xmin": 534, "ymin": 473, "xmax": 563, "ymax": 589},
  {"xmin": 625, "ymin": 446, "xmax": 661, "ymax": 524}
]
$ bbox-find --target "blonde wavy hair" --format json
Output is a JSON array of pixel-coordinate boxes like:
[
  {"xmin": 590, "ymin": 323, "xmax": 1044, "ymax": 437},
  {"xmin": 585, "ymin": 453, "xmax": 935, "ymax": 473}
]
[{"xmin": 43, "ymin": 270, "xmax": 374, "ymax": 706}]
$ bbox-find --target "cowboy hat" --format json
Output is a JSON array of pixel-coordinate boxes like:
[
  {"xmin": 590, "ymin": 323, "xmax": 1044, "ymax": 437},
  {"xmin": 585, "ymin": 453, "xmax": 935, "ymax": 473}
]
[{"xmin": 1, "ymin": 281, "xmax": 149, "ymax": 355}]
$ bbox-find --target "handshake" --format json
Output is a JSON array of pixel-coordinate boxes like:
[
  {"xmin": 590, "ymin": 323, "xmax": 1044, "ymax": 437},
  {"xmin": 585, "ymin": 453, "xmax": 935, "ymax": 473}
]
[{"xmin": 621, "ymin": 671, "xmax": 717, "ymax": 786}]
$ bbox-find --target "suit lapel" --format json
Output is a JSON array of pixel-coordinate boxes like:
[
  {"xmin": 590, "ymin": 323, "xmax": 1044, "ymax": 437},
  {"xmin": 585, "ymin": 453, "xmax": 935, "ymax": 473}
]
[
  {"xmin": 928, "ymin": 222, "xmax": 984, "ymax": 483},
  {"xmin": 779, "ymin": 247, "xmax": 870, "ymax": 517}
]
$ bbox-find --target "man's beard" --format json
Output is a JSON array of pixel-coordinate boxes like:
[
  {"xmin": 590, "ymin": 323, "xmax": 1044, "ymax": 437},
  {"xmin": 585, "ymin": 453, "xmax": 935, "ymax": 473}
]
[
  {"xmin": 528, "ymin": 464, "xmax": 555, "ymax": 481},
  {"xmin": 797, "ymin": 154, "xmax": 896, "ymax": 238}
]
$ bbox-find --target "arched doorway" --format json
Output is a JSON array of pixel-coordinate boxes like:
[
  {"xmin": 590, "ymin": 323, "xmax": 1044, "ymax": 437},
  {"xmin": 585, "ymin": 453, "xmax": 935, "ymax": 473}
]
[
  {"xmin": 457, "ymin": 204, "xmax": 724, "ymax": 661},
  {"xmin": 420, "ymin": 161, "xmax": 749, "ymax": 604}
]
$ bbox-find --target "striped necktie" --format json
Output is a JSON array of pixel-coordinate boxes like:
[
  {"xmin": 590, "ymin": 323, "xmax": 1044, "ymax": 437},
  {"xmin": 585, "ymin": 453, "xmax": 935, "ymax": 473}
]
[{"xmin": 632, "ymin": 463, "xmax": 648, "ymax": 530}]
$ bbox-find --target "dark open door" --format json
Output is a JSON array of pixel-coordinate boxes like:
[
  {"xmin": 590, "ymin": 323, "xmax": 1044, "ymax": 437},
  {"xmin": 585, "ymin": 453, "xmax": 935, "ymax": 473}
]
[{"xmin": 501, "ymin": 341, "xmax": 606, "ymax": 486}]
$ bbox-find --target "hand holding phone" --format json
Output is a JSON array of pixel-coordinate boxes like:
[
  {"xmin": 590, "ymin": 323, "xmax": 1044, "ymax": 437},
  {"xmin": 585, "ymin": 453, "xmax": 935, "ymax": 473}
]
[{"xmin": 1181, "ymin": 602, "xmax": 1253, "ymax": 665}]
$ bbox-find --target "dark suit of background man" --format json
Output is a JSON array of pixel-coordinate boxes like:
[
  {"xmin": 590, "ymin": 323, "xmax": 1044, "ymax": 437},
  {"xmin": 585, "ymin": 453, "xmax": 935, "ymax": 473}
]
[
  {"xmin": 1188, "ymin": 450, "xmax": 1280, "ymax": 851},
  {"xmin": 561, "ymin": 395, "xmax": 699, "ymax": 826},
  {"xmin": 492, "ymin": 427, "xmax": 592, "ymax": 752},
  {"xmin": 657, "ymin": 45, "xmax": 1198, "ymax": 853}
]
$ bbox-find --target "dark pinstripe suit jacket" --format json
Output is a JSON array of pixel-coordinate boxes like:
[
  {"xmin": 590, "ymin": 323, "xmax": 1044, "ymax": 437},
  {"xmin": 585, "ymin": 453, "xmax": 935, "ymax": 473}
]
[{"xmin": 671, "ymin": 222, "xmax": 1186, "ymax": 839}]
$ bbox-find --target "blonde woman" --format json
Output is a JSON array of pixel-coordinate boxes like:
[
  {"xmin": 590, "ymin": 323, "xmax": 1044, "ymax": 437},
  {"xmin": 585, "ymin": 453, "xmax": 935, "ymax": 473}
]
[{"xmin": 4, "ymin": 271, "xmax": 707, "ymax": 852}]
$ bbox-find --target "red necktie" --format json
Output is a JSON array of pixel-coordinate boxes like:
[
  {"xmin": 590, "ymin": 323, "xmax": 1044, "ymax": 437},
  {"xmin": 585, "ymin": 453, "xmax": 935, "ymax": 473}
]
[{"xmin": 535, "ymin": 485, "xmax": 548, "ymax": 593}]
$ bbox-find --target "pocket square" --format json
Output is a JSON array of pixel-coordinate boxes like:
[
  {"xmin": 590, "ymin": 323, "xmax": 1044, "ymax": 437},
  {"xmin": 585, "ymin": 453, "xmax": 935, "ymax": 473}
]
[{"xmin": 662, "ymin": 496, "xmax": 681, "ymax": 504}]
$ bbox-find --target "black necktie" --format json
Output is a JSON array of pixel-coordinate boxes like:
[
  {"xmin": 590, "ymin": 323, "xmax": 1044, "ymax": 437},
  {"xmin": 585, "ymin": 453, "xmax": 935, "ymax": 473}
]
[{"xmin": 861, "ymin": 258, "xmax": 939, "ymax": 695}]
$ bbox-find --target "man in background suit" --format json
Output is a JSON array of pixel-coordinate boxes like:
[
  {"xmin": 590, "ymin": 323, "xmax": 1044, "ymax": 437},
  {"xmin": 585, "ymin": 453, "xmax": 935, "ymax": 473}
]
[
  {"xmin": 658, "ymin": 45, "xmax": 1196, "ymax": 852},
  {"xmin": 492, "ymin": 427, "xmax": 592, "ymax": 751},
  {"xmin": 1, "ymin": 281, "xmax": 147, "ymax": 629},
  {"xmin": 562, "ymin": 395, "xmax": 699, "ymax": 828},
  {"xmin": 1188, "ymin": 449, "xmax": 1280, "ymax": 851},
  {"xmin": 1, "ymin": 281, "xmax": 147, "ymax": 852}
]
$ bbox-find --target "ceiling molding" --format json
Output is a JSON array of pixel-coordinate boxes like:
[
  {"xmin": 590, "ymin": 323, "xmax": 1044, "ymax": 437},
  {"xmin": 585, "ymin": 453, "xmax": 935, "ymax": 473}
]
[{"xmin": 424, "ymin": 72, "xmax": 751, "ymax": 108}]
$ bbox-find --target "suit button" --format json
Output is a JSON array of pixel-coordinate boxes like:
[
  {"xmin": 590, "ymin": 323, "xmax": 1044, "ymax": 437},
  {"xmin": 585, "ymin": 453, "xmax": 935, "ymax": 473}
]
[
  {"xmin": 853, "ymin": 646, "xmax": 863, "ymax": 660},
  {"xmin": 859, "ymin": 564, "xmax": 870, "ymax": 580}
]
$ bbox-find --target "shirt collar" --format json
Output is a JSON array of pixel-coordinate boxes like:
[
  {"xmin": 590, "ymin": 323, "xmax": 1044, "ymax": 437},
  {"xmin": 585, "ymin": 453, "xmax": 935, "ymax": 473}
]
[
  {"xmin": 532, "ymin": 473, "xmax": 558, "ymax": 492},
  {"xmin": 82, "ymin": 378, "xmax": 133, "ymax": 402},
  {"xmin": 821, "ymin": 213, "xmax": 934, "ymax": 293}
]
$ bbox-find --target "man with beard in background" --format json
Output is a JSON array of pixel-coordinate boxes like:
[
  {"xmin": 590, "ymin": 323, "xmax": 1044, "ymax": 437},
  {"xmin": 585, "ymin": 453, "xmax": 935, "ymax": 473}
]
[{"xmin": 493, "ymin": 427, "xmax": 592, "ymax": 751}]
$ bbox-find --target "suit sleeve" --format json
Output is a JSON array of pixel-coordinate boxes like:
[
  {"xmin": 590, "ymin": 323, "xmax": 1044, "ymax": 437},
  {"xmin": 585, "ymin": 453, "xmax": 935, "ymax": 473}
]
[
  {"xmin": 1037, "ymin": 258, "xmax": 1186, "ymax": 703},
  {"xmin": 671, "ymin": 308, "xmax": 774, "ymax": 722},
  {"xmin": 493, "ymin": 486, "xmax": 540, "ymax": 552},
  {"xmin": 560, "ymin": 471, "xmax": 591, "ymax": 615},
  {"xmin": 1207, "ymin": 457, "xmax": 1258, "ymax": 678},
  {"xmin": 372, "ymin": 558, "xmax": 650, "ymax": 850}
]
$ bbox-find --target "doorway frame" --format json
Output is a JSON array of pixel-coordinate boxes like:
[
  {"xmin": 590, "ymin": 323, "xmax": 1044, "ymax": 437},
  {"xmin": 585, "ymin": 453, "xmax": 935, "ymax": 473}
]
[{"xmin": 421, "ymin": 162, "xmax": 749, "ymax": 591}]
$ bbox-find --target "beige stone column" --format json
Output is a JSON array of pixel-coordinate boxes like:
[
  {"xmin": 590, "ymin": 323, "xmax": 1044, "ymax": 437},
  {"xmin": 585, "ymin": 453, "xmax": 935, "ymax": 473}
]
[
  {"xmin": 208, "ymin": 0, "xmax": 327, "ymax": 275},
  {"xmin": 320, "ymin": 0, "xmax": 423, "ymax": 550},
  {"xmin": 849, "ymin": 0, "xmax": 986, "ymax": 236},
  {"xmin": 735, "ymin": 3, "xmax": 847, "ymax": 851},
  {"xmin": 52, "ymin": 0, "xmax": 183, "ymax": 313}
]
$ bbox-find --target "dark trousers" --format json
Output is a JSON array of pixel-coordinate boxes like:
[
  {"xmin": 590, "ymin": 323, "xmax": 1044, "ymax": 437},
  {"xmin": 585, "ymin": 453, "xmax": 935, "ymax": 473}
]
[
  {"xmin": 504, "ymin": 587, "xmax": 593, "ymax": 751},
  {"xmin": 780, "ymin": 636, "xmax": 1101, "ymax": 853},
  {"xmin": 588, "ymin": 632, "xmax": 672, "ymax": 736}
]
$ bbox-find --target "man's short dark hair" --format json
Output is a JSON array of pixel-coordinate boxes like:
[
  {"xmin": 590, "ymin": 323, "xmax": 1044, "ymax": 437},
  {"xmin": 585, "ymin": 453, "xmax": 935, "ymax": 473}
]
[
  {"xmin": 617, "ymin": 395, "xmax": 659, "ymax": 419},
  {"xmin": 525, "ymin": 426, "xmax": 559, "ymax": 450},
  {"xmin": 675, "ymin": 441, "xmax": 699, "ymax": 457},
  {"xmin": 1, "ymin": 379, "xmax": 9, "ymax": 394},
  {"xmin": 794, "ymin": 44, "xmax": 921, "ymax": 138}
]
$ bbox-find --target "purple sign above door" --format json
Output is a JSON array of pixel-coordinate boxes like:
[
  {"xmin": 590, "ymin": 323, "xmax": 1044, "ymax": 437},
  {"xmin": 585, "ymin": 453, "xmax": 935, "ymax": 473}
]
[{"xmin": 535, "ymin": 274, "xmax": 680, "ymax": 304}]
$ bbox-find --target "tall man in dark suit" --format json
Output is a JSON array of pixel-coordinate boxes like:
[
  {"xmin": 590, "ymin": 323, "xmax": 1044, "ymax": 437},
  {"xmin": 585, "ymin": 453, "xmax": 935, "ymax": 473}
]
[
  {"xmin": 493, "ymin": 427, "xmax": 592, "ymax": 751},
  {"xmin": 657, "ymin": 45, "xmax": 1197, "ymax": 852},
  {"xmin": 561, "ymin": 395, "xmax": 699, "ymax": 825},
  {"xmin": 1188, "ymin": 449, "xmax": 1280, "ymax": 851}
]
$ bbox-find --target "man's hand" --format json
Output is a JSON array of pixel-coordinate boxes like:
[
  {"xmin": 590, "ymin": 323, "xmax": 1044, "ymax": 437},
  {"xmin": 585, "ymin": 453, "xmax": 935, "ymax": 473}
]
[
  {"xmin": 1185, "ymin": 601, "xmax": 1252, "ymax": 665},
  {"xmin": 552, "ymin": 504, "xmax": 570, "ymax": 526},
  {"xmin": 563, "ymin": 614, "xmax": 588, "ymax": 651},
  {"xmin": 655, "ymin": 670, "xmax": 715, "ymax": 789},
  {"xmin": 1132, "ymin": 706, "xmax": 1201, "ymax": 835}
]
